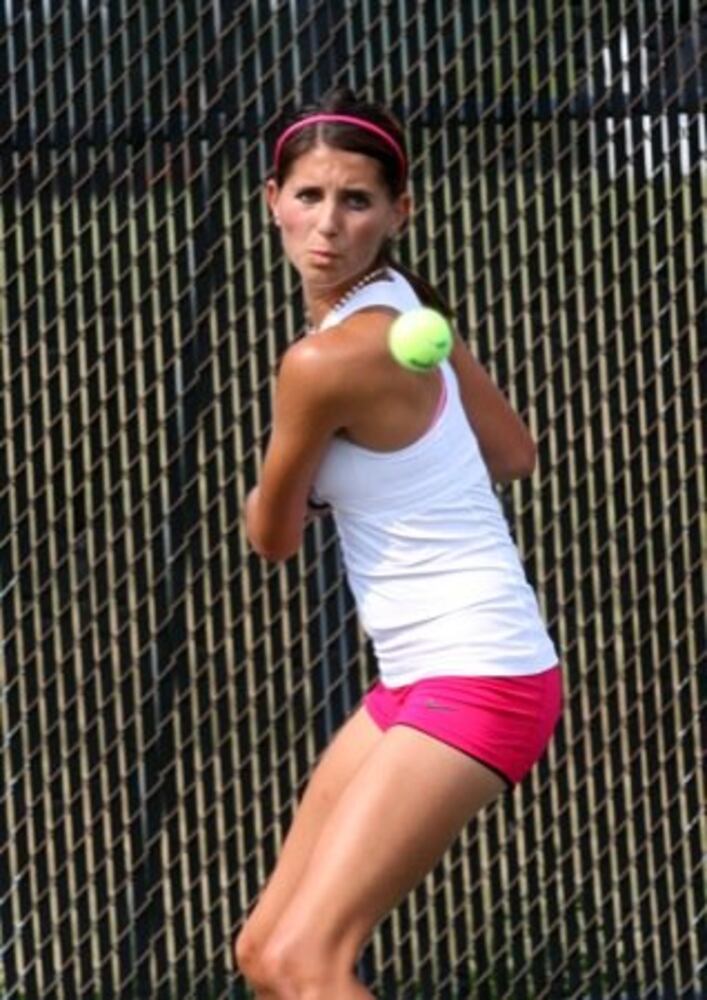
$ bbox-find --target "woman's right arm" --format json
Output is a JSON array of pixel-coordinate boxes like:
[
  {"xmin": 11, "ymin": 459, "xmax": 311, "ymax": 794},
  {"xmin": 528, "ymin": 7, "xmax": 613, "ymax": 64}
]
[
  {"xmin": 449, "ymin": 333, "xmax": 536, "ymax": 484},
  {"xmin": 245, "ymin": 339, "xmax": 345, "ymax": 561}
]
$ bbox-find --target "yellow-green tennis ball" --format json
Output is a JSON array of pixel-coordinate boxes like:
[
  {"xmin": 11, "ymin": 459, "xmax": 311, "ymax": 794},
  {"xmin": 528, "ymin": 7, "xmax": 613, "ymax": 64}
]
[{"xmin": 388, "ymin": 308, "xmax": 453, "ymax": 372}]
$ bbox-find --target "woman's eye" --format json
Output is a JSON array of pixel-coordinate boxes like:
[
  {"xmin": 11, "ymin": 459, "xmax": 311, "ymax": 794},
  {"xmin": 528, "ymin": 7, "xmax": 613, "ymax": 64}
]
[
  {"xmin": 296, "ymin": 189, "xmax": 320, "ymax": 203},
  {"xmin": 346, "ymin": 193, "xmax": 371, "ymax": 209}
]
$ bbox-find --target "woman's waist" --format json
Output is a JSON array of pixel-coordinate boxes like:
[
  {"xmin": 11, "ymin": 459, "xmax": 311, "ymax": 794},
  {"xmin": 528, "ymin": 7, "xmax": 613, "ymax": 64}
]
[
  {"xmin": 367, "ymin": 600, "xmax": 558, "ymax": 681},
  {"xmin": 347, "ymin": 563, "xmax": 544, "ymax": 631}
]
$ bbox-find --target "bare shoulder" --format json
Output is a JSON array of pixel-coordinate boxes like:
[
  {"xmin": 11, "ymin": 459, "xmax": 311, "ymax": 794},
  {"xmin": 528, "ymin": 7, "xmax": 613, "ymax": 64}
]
[
  {"xmin": 276, "ymin": 333, "xmax": 345, "ymax": 403},
  {"xmin": 280, "ymin": 308, "xmax": 400, "ymax": 400},
  {"xmin": 321, "ymin": 307, "xmax": 402, "ymax": 374}
]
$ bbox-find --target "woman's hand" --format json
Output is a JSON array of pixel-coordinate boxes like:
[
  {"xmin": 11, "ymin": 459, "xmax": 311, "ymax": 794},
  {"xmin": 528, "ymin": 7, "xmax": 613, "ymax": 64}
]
[{"xmin": 304, "ymin": 495, "xmax": 332, "ymax": 525}]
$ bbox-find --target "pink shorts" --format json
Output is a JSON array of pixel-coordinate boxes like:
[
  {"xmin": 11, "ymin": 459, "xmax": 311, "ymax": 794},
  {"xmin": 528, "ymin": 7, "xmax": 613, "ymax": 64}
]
[{"xmin": 363, "ymin": 666, "xmax": 563, "ymax": 787}]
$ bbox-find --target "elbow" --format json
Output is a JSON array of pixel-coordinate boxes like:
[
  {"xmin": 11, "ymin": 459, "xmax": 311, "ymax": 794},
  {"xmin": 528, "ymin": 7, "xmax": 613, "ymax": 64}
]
[
  {"xmin": 247, "ymin": 529, "xmax": 301, "ymax": 562},
  {"xmin": 253, "ymin": 546, "xmax": 296, "ymax": 562},
  {"xmin": 516, "ymin": 438, "xmax": 537, "ymax": 477},
  {"xmin": 244, "ymin": 487, "xmax": 301, "ymax": 561},
  {"xmin": 492, "ymin": 438, "xmax": 537, "ymax": 483},
  {"xmin": 246, "ymin": 522, "xmax": 301, "ymax": 562},
  {"xmin": 249, "ymin": 539, "xmax": 299, "ymax": 562}
]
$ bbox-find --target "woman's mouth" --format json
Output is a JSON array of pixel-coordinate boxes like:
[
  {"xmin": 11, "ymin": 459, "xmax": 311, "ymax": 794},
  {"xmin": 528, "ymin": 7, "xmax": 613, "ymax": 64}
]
[{"xmin": 308, "ymin": 248, "xmax": 340, "ymax": 262}]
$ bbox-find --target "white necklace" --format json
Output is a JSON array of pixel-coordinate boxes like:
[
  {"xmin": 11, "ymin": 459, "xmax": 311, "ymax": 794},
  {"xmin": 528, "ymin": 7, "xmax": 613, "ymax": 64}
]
[{"xmin": 307, "ymin": 266, "xmax": 390, "ymax": 332}]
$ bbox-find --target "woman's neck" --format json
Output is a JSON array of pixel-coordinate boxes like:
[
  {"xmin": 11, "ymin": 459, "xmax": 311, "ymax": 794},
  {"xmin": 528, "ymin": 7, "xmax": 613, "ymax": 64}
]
[{"xmin": 305, "ymin": 266, "xmax": 390, "ymax": 331}]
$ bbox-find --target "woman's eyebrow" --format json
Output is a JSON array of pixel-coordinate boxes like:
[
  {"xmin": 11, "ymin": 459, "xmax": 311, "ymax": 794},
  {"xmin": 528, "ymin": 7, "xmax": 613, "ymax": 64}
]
[{"xmin": 291, "ymin": 182, "xmax": 374, "ymax": 197}]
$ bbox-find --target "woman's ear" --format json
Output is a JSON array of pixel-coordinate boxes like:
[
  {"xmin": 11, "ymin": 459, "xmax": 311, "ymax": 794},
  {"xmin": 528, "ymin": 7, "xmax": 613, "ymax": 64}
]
[
  {"xmin": 390, "ymin": 191, "xmax": 412, "ymax": 237},
  {"xmin": 265, "ymin": 179, "xmax": 281, "ymax": 225}
]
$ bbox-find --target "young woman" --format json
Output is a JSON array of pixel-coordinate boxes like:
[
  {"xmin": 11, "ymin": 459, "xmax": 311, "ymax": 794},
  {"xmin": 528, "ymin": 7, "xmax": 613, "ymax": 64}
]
[{"xmin": 234, "ymin": 89, "xmax": 563, "ymax": 1000}]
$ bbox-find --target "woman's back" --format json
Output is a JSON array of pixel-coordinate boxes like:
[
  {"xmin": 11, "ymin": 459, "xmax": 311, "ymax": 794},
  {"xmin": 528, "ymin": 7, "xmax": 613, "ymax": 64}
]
[{"xmin": 310, "ymin": 269, "xmax": 558, "ymax": 684}]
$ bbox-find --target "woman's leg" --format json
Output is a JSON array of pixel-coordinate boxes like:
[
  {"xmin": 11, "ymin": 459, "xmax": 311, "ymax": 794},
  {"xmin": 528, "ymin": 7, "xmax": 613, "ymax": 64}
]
[
  {"xmin": 257, "ymin": 724, "xmax": 507, "ymax": 999},
  {"xmin": 233, "ymin": 705, "xmax": 385, "ymax": 994}
]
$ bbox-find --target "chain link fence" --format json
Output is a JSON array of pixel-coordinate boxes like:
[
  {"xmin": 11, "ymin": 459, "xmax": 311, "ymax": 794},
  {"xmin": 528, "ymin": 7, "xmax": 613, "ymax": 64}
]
[{"xmin": 1, "ymin": 1, "xmax": 705, "ymax": 998}]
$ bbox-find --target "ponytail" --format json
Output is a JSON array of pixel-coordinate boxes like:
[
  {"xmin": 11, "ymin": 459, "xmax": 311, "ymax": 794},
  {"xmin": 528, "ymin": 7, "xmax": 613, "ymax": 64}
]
[
  {"xmin": 387, "ymin": 258, "xmax": 452, "ymax": 317},
  {"xmin": 374, "ymin": 241, "xmax": 452, "ymax": 317}
]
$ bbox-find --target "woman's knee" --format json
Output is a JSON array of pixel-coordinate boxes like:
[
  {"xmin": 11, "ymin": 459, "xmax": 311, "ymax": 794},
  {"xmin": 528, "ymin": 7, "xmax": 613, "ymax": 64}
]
[
  {"xmin": 259, "ymin": 924, "xmax": 358, "ymax": 997},
  {"xmin": 233, "ymin": 923, "xmax": 271, "ymax": 988},
  {"xmin": 234, "ymin": 926, "xmax": 307, "ymax": 995}
]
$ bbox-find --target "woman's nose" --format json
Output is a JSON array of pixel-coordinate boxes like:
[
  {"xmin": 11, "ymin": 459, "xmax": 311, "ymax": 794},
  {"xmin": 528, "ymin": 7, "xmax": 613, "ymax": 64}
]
[{"xmin": 316, "ymin": 199, "xmax": 340, "ymax": 235}]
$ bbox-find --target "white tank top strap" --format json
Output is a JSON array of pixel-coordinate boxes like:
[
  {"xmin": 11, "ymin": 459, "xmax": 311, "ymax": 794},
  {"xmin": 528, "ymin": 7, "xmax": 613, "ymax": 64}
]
[{"xmin": 319, "ymin": 268, "xmax": 420, "ymax": 330}]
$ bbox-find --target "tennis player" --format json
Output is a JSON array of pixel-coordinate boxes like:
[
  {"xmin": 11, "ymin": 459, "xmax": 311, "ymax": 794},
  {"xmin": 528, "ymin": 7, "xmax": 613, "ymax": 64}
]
[{"xmin": 234, "ymin": 88, "xmax": 563, "ymax": 1000}]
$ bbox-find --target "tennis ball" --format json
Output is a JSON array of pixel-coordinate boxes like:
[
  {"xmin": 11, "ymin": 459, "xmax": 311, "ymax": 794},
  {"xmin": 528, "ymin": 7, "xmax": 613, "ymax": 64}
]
[{"xmin": 388, "ymin": 308, "xmax": 453, "ymax": 372}]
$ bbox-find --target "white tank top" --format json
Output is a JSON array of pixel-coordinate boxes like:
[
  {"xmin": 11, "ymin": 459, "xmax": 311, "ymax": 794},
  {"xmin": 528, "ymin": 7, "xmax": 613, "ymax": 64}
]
[{"xmin": 310, "ymin": 269, "xmax": 558, "ymax": 685}]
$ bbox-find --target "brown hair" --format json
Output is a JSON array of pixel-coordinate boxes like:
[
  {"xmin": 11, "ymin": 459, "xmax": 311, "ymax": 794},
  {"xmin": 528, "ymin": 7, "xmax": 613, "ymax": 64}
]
[{"xmin": 273, "ymin": 88, "xmax": 451, "ymax": 316}]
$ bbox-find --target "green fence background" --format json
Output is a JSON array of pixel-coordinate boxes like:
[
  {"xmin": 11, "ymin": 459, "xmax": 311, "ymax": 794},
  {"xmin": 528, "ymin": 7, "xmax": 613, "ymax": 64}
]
[{"xmin": 1, "ymin": 2, "xmax": 705, "ymax": 998}]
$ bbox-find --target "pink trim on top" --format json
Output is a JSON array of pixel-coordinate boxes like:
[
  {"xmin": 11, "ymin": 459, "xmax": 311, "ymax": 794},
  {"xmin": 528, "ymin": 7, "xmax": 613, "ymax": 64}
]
[
  {"xmin": 274, "ymin": 114, "xmax": 408, "ymax": 177},
  {"xmin": 428, "ymin": 370, "xmax": 447, "ymax": 430}
]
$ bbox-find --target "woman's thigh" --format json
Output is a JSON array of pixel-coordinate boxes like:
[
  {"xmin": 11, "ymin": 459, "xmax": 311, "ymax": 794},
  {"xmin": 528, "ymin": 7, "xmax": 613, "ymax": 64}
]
[
  {"xmin": 266, "ymin": 724, "xmax": 507, "ymax": 966},
  {"xmin": 237, "ymin": 704, "xmax": 385, "ymax": 946}
]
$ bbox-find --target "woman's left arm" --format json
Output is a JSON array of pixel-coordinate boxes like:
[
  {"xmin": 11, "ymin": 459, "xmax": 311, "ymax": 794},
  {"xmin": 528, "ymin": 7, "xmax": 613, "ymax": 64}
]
[{"xmin": 449, "ymin": 333, "xmax": 537, "ymax": 484}]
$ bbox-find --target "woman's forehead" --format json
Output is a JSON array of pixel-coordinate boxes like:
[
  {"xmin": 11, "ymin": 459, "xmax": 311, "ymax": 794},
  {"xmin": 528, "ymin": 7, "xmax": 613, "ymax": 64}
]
[{"xmin": 282, "ymin": 144, "xmax": 384, "ymax": 187}]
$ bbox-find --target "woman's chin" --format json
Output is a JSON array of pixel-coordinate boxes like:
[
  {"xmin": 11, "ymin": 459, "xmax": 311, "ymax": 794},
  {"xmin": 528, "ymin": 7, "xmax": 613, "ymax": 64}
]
[{"xmin": 301, "ymin": 263, "xmax": 347, "ymax": 292}]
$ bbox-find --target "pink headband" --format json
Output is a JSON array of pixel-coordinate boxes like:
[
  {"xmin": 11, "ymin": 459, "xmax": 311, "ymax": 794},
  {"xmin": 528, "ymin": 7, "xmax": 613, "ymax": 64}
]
[{"xmin": 274, "ymin": 114, "xmax": 407, "ymax": 178}]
